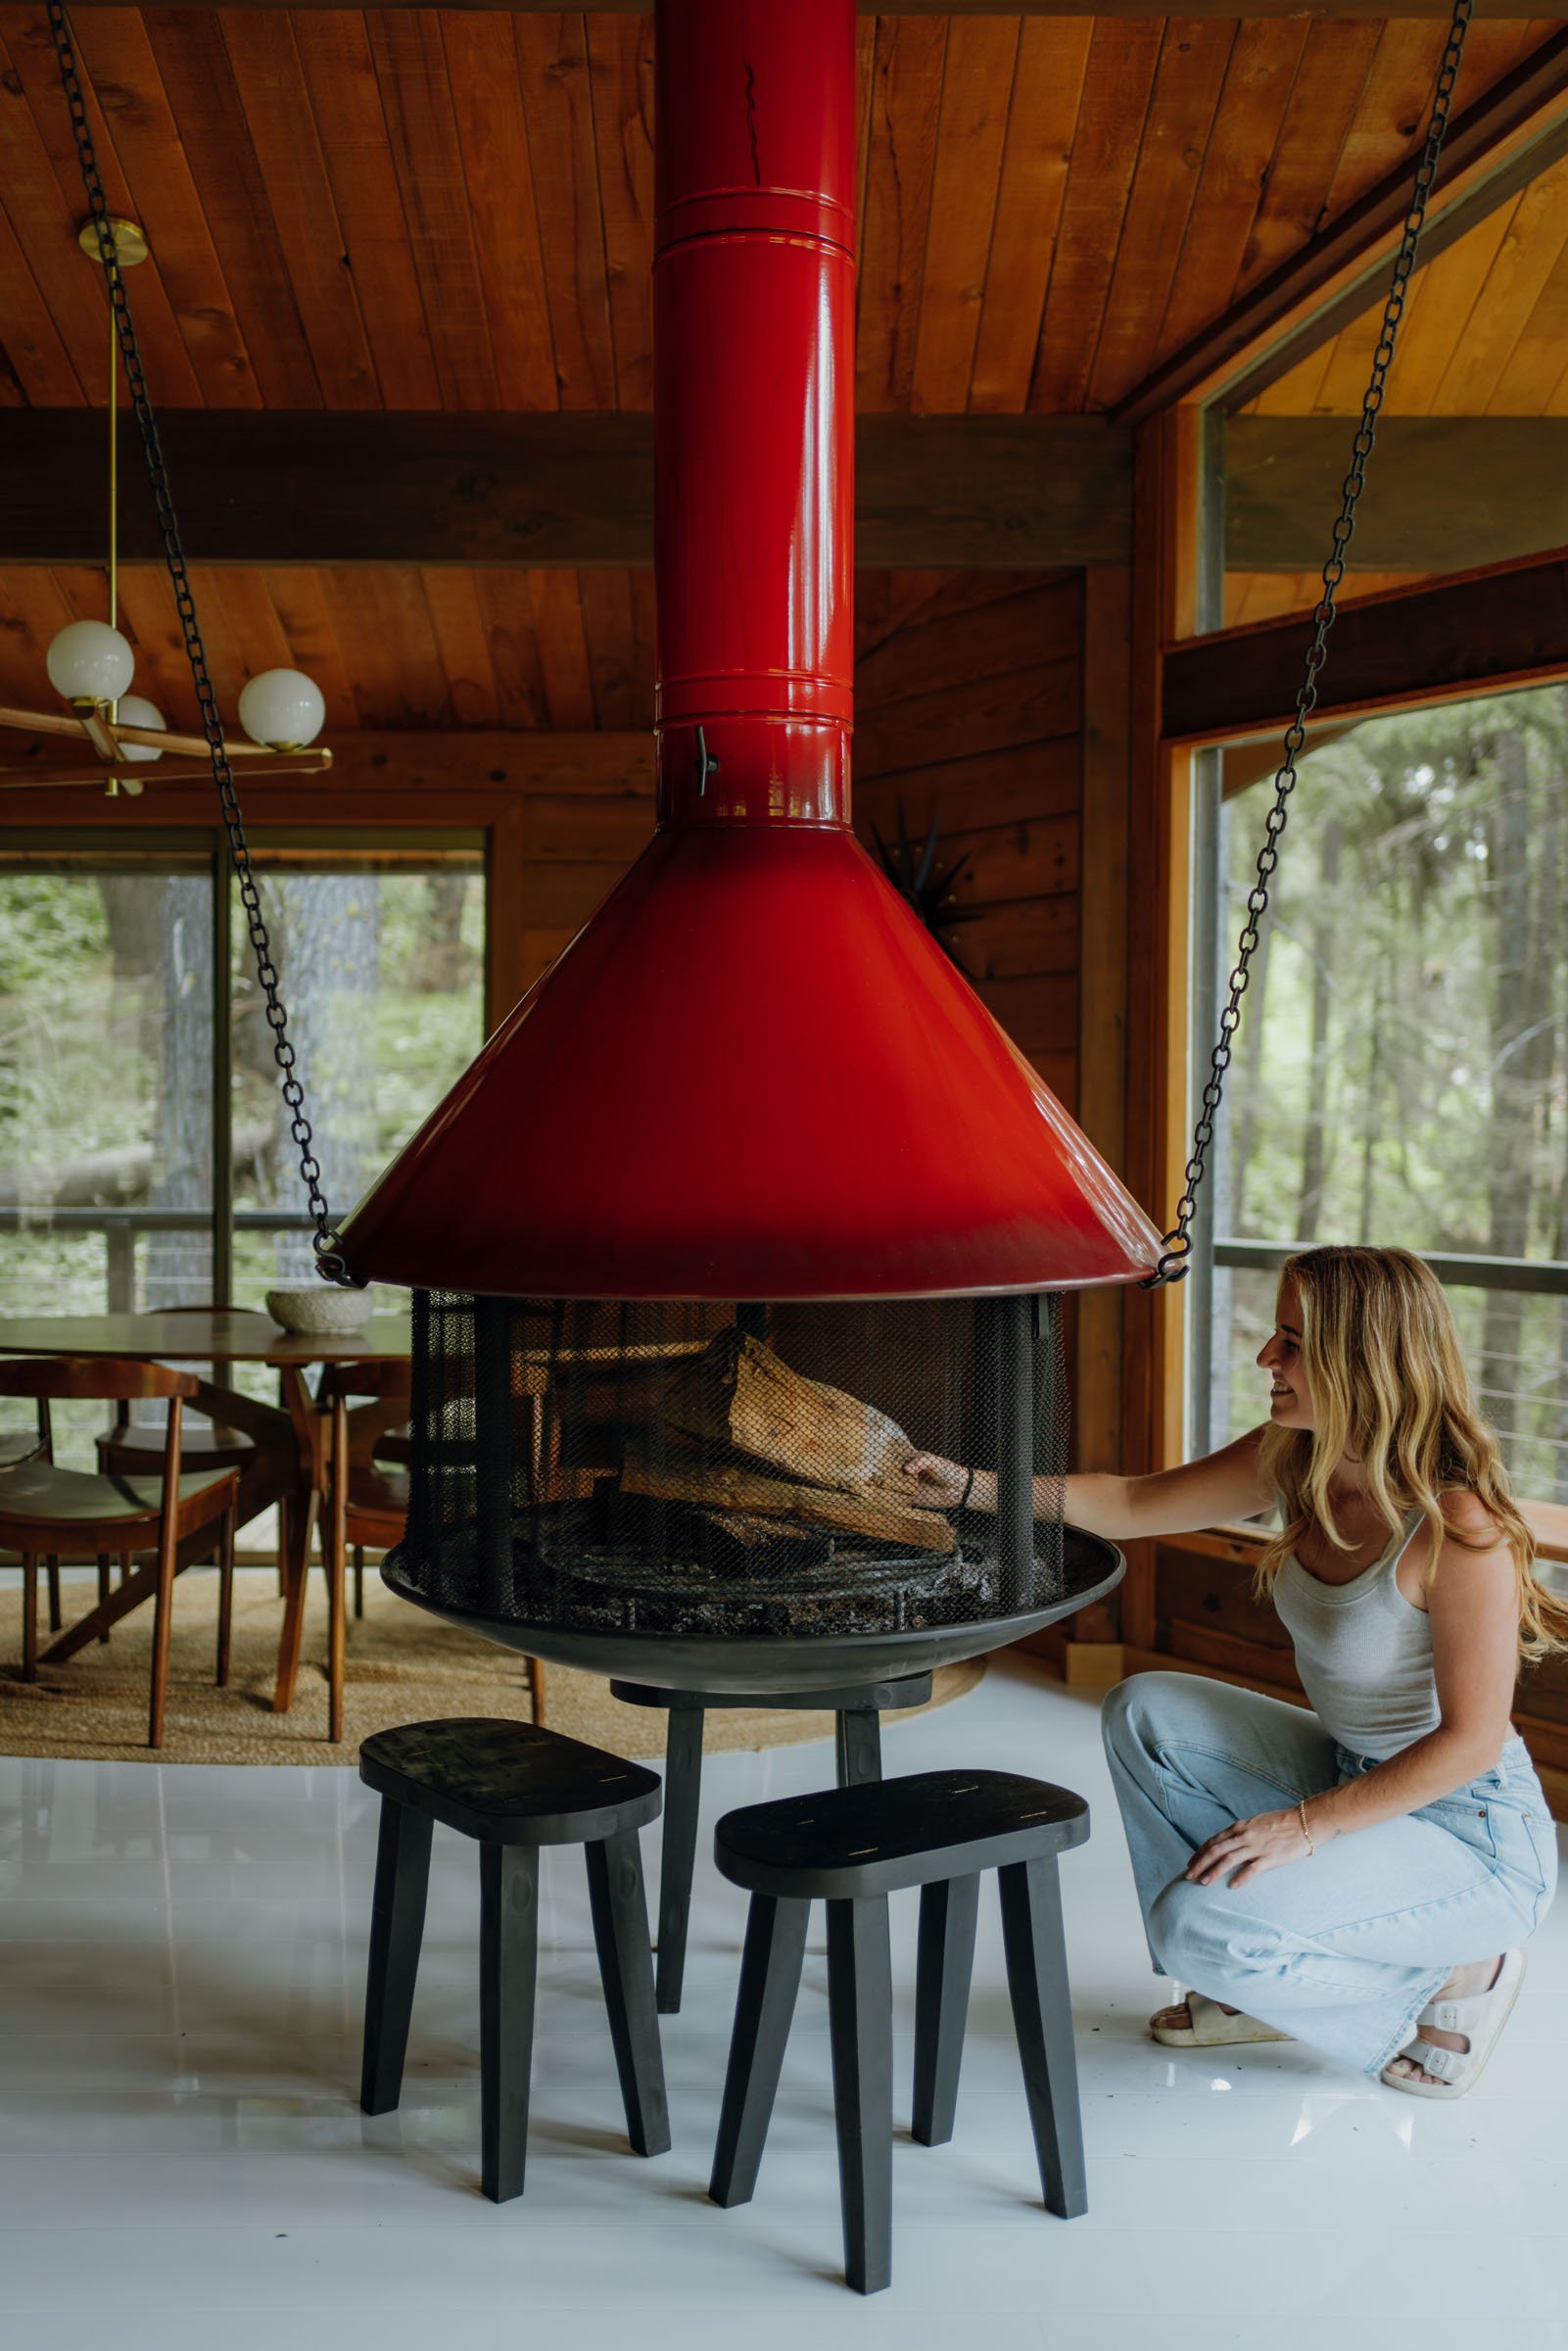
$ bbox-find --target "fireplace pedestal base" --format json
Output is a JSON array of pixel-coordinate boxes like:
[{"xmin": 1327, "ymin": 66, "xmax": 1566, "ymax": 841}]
[{"xmin": 610, "ymin": 1671, "xmax": 934, "ymax": 2012}]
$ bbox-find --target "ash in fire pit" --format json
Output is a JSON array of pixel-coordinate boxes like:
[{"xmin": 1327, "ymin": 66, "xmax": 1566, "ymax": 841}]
[{"xmin": 389, "ymin": 1292, "xmax": 1068, "ymax": 1651}]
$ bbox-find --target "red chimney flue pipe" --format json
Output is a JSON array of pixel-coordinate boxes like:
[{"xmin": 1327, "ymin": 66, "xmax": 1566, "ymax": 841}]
[
  {"xmin": 335, "ymin": 0, "xmax": 1163, "ymax": 1299},
  {"xmin": 653, "ymin": 0, "xmax": 856, "ymax": 833}
]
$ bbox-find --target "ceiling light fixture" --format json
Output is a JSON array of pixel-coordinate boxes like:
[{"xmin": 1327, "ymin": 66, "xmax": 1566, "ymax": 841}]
[{"xmin": 0, "ymin": 214, "xmax": 330, "ymax": 799}]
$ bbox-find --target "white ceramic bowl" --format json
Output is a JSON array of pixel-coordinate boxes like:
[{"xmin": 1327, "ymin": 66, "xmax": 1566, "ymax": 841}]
[{"xmin": 264, "ymin": 1282, "xmax": 377, "ymax": 1336}]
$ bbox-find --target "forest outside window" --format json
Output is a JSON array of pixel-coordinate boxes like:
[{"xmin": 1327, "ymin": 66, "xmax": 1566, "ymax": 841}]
[
  {"xmin": 0, "ymin": 831, "xmax": 487, "ymax": 1319},
  {"xmin": 1188, "ymin": 688, "xmax": 1568, "ymax": 1508}
]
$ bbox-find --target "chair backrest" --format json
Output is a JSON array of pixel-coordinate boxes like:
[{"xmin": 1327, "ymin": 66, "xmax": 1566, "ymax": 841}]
[
  {"xmin": 0, "ymin": 1398, "xmax": 51, "ymax": 1464},
  {"xmin": 0, "ymin": 1357, "xmax": 199, "ymax": 1403},
  {"xmin": 318, "ymin": 1361, "xmax": 412, "ymax": 1501},
  {"xmin": 107, "ymin": 1304, "xmax": 225, "ymax": 1430}
]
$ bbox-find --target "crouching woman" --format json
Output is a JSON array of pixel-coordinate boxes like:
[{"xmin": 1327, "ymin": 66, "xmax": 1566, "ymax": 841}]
[{"xmin": 907, "ymin": 1245, "xmax": 1564, "ymax": 2098}]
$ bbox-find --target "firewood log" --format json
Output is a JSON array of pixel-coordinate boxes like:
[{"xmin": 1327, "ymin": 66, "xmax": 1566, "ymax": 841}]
[
  {"xmin": 620, "ymin": 1442, "xmax": 954, "ymax": 1555},
  {"xmin": 707, "ymin": 1511, "xmax": 823, "ymax": 1550},
  {"xmin": 659, "ymin": 1329, "xmax": 914, "ymax": 1496}
]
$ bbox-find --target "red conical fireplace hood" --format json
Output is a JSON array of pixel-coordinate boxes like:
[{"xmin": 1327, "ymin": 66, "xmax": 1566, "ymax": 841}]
[{"xmin": 336, "ymin": 0, "xmax": 1163, "ymax": 1302}]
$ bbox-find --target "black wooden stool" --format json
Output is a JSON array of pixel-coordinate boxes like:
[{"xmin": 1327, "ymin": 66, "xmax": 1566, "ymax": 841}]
[
  {"xmin": 357, "ymin": 1717, "xmax": 670, "ymax": 2202},
  {"xmin": 708, "ymin": 1767, "xmax": 1089, "ymax": 2294},
  {"xmin": 609, "ymin": 1671, "xmax": 933, "ymax": 2013}
]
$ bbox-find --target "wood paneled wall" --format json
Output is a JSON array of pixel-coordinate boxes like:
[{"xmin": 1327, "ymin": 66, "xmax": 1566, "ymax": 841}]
[{"xmin": 852, "ymin": 571, "xmax": 1084, "ymax": 1112}]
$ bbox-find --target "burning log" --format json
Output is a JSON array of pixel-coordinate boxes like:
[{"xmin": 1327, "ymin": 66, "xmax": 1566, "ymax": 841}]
[
  {"xmin": 620, "ymin": 1439, "xmax": 954, "ymax": 1557},
  {"xmin": 660, "ymin": 1329, "xmax": 913, "ymax": 1496}
]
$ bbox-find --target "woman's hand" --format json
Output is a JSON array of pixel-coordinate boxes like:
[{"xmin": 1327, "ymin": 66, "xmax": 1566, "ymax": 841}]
[
  {"xmin": 897, "ymin": 1452, "xmax": 968, "ymax": 1510},
  {"xmin": 1185, "ymin": 1807, "xmax": 1314, "ymax": 1889}
]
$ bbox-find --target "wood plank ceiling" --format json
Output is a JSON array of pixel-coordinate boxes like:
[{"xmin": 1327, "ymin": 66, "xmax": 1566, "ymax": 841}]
[{"xmin": 0, "ymin": 9, "xmax": 1561, "ymax": 719}]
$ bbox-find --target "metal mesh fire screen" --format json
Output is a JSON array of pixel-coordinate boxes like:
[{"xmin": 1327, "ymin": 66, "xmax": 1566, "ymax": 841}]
[{"xmin": 388, "ymin": 1292, "xmax": 1069, "ymax": 1644}]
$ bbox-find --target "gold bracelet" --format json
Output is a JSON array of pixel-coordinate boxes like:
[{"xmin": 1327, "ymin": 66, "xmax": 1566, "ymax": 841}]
[{"xmin": 1298, "ymin": 1796, "xmax": 1316, "ymax": 1856}]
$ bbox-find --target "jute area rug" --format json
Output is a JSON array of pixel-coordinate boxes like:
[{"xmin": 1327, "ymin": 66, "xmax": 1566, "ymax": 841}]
[{"xmin": 0, "ymin": 1567, "xmax": 984, "ymax": 1766}]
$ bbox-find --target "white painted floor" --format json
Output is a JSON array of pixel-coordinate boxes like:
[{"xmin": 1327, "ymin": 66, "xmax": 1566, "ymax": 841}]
[{"xmin": 2, "ymin": 1655, "xmax": 1565, "ymax": 2351}]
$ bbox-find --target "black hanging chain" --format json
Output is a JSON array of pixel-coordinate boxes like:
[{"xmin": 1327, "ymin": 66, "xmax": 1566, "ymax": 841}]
[
  {"xmin": 1142, "ymin": 0, "xmax": 1473, "ymax": 1289},
  {"xmin": 47, "ymin": 1, "xmax": 356, "ymax": 1286}
]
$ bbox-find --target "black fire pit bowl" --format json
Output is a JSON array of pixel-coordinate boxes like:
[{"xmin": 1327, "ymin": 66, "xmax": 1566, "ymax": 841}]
[
  {"xmin": 384, "ymin": 1289, "xmax": 1117, "ymax": 1692},
  {"xmin": 381, "ymin": 1525, "xmax": 1123, "ymax": 1695}
]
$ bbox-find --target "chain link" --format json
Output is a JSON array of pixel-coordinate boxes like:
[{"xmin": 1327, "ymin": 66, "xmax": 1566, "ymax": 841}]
[
  {"xmin": 1143, "ymin": 0, "xmax": 1473, "ymax": 1289},
  {"xmin": 48, "ymin": 2, "xmax": 355, "ymax": 1285}
]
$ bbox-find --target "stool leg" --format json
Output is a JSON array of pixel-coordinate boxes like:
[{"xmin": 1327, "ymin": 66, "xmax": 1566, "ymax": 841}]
[
  {"xmin": 585, "ymin": 1829, "xmax": 670, "ymax": 2157},
  {"xmin": 655, "ymin": 1699, "xmax": 704, "ymax": 2014},
  {"xmin": 360, "ymin": 1798, "xmax": 434, "ymax": 2117},
  {"xmin": 480, "ymin": 1843, "xmax": 539, "ymax": 2204},
  {"xmin": 96, "ymin": 1553, "xmax": 112, "ymax": 1641},
  {"xmin": 353, "ymin": 1545, "xmax": 364, "ymax": 1620},
  {"xmin": 46, "ymin": 1555, "xmax": 62, "ymax": 1634},
  {"xmin": 998, "ymin": 1856, "xmax": 1087, "ymax": 2219},
  {"xmin": 826, "ymin": 1895, "xmax": 894, "ymax": 2295},
  {"xmin": 709, "ymin": 1891, "xmax": 810, "ymax": 2208},
  {"xmin": 834, "ymin": 1706, "xmax": 882, "ymax": 1787},
  {"xmin": 912, "ymin": 1872, "xmax": 979, "ymax": 2147}
]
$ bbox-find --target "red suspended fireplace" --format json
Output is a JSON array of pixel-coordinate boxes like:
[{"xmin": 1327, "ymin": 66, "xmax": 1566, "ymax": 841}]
[{"xmin": 335, "ymin": 0, "xmax": 1162, "ymax": 1692}]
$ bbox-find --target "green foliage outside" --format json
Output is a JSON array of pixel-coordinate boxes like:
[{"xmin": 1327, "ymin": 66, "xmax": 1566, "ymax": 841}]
[
  {"xmin": 0, "ymin": 858, "xmax": 485, "ymax": 1459},
  {"xmin": 1216, "ymin": 687, "xmax": 1568, "ymax": 1499},
  {"xmin": 0, "ymin": 869, "xmax": 143, "ymax": 1170}
]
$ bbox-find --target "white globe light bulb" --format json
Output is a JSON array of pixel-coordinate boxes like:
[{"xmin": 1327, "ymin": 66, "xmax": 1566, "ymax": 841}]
[
  {"xmin": 46, "ymin": 619, "xmax": 135, "ymax": 707},
  {"xmin": 237, "ymin": 668, "xmax": 325, "ymax": 752},
  {"xmin": 114, "ymin": 694, "xmax": 166, "ymax": 765}
]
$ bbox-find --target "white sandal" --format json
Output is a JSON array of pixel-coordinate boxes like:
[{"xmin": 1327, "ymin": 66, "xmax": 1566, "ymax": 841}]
[
  {"xmin": 1380, "ymin": 1948, "xmax": 1526, "ymax": 2099},
  {"xmin": 1149, "ymin": 1991, "xmax": 1293, "ymax": 2048}
]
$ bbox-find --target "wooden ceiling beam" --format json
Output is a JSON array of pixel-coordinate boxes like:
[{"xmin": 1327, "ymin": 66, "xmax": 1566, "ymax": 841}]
[
  {"xmin": 1161, "ymin": 546, "xmax": 1568, "ymax": 746},
  {"xmin": 0, "ymin": 412, "xmax": 1132, "ymax": 569},
  {"xmin": 58, "ymin": 4, "xmax": 1533, "ymax": 17},
  {"xmin": 10, "ymin": 408, "xmax": 1562, "ymax": 575},
  {"xmin": 302, "ymin": 730, "xmax": 655, "ymax": 795},
  {"xmin": 1226, "ymin": 414, "xmax": 1568, "ymax": 574},
  {"xmin": 0, "ymin": 730, "xmax": 657, "ymax": 817},
  {"xmin": 1114, "ymin": 25, "xmax": 1568, "ymax": 425}
]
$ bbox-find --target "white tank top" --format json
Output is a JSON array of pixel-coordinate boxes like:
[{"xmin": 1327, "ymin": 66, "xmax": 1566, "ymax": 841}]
[{"xmin": 1271, "ymin": 1508, "xmax": 1440, "ymax": 1759}]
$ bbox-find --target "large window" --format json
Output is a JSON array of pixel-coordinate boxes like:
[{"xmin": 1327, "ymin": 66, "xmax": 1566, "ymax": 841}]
[
  {"xmin": 1190, "ymin": 689, "xmax": 1568, "ymax": 1500},
  {"xmin": 0, "ymin": 831, "xmax": 487, "ymax": 1319}
]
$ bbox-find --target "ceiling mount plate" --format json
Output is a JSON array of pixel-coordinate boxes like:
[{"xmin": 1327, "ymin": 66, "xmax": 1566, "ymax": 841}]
[{"xmin": 76, "ymin": 216, "xmax": 149, "ymax": 268}]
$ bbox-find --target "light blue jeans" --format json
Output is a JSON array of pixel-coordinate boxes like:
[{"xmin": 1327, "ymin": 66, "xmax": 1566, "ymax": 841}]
[{"xmin": 1101, "ymin": 1671, "xmax": 1558, "ymax": 2077}]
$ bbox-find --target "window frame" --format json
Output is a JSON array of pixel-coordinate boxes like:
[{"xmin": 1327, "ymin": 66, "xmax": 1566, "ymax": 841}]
[{"xmin": 1165, "ymin": 396, "xmax": 1568, "ymax": 1495}]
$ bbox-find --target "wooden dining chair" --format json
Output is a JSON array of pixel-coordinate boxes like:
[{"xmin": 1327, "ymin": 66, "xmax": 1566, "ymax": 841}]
[
  {"xmin": 316, "ymin": 1362, "xmax": 546, "ymax": 1744},
  {"xmin": 0, "ymin": 1402, "xmax": 57, "ymax": 1630},
  {"xmin": 0, "ymin": 1404, "xmax": 48, "ymax": 1469},
  {"xmin": 0, "ymin": 1357, "xmax": 240, "ymax": 1749},
  {"xmin": 316, "ymin": 1360, "xmax": 410, "ymax": 1746},
  {"xmin": 95, "ymin": 1304, "xmax": 292, "ymax": 1596}
]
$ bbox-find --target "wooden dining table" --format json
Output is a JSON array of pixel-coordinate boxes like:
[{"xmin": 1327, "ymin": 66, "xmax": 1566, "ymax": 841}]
[{"xmin": 0, "ymin": 1307, "xmax": 411, "ymax": 1712}]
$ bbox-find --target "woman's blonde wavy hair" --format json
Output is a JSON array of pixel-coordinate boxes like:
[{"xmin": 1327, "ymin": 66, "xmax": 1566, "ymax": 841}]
[{"xmin": 1256, "ymin": 1244, "xmax": 1568, "ymax": 1665}]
